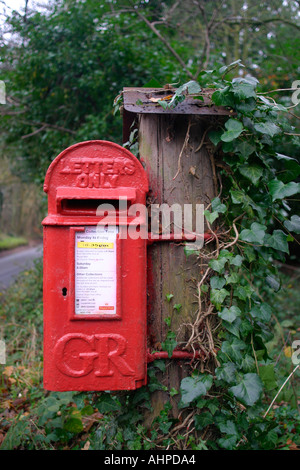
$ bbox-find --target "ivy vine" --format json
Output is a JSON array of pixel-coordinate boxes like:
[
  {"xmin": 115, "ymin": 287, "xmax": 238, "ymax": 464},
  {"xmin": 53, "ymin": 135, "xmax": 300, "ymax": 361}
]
[
  {"xmin": 153, "ymin": 61, "xmax": 300, "ymax": 450},
  {"xmin": 118, "ymin": 60, "xmax": 299, "ymax": 450}
]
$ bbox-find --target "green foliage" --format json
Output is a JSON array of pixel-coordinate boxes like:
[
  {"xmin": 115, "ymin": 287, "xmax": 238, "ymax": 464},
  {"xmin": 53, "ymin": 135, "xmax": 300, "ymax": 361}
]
[
  {"xmin": 3, "ymin": 0, "xmax": 299, "ymax": 184},
  {"xmin": 161, "ymin": 331, "xmax": 177, "ymax": 358},
  {"xmin": 158, "ymin": 80, "xmax": 201, "ymax": 109},
  {"xmin": 152, "ymin": 63, "xmax": 300, "ymax": 450},
  {"xmin": 1, "ymin": 0, "xmax": 184, "ymax": 182},
  {"xmin": 0, "ymin": 233, "xmax": 28, "ymax": 251},
  {"xmin": 1, "ymin": 260, "xmax": 300, "ymax": 450},
  {"xmin": 179, "ymin": 374, "xmax": 213, "ymax": 407}
]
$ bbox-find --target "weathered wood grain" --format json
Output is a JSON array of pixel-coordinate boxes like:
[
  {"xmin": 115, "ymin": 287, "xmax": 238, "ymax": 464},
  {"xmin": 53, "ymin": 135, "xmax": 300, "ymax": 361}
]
[{"xmin": 139, "ymin": 114, "xmax": 217, "ymax": 420}]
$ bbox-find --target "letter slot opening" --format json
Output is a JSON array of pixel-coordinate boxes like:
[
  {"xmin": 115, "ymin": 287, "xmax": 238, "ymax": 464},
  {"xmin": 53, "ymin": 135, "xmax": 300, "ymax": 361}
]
[
  {"xmin": 60, "ymin": 198, "xmax": 131, "ymax": 216},
  {"xmin": 55, "ymin": 187, "xmax": 137, "ymax": 216}
]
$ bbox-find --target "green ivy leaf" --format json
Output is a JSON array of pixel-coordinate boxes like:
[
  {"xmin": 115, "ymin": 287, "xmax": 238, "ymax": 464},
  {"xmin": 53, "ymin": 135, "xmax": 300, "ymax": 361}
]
[
  {"xmin": 161, "ymin": 331, "xmax": 177, "ymax": 358},
  {"xmin": 230, "ymin": 255, "xmax": 244, "ymax": 266},
  {"xmin": 173, "ymin": 303, "xmax": 182, "ymax": 312},
  {"xmin": 219, "ymin": 249, "xmax": 234, "ymax": 259},
  {"xmin": 219, "ymin": 306, "xmax": 241, "ymax": 323},
  {"xmin": 194, "ymin": 411, "xmax": 214, "ymax": 430},
  {"xmin": 221, "ymin": 118, "xmax": 244, "ymax": 142},
  {"xmin": 230, "ymin": 189, "xmax": 250, "ymax": 207},
  {"xmin": 209, "ymin": 257, "xmax": 227, "ymax": 273},
  {"xmin": 215, "ymin": 362, "xmax": 238, "ymax": 384},
  {"xmin": 257, "ymin": 95, "xmax": 273, "ymax": 106},
  {"xmin": 63, "ymin": 415, "xmax": 83, "ymax": 434},
  {"xmin": 177, "ymin": 80, "xmax": 202, "ymax": 95},
  {"xmin": 268, "ymin": 180, "xmax": 300, "ymax": 201},
  {"xmin": 219, "ymin": 419, "xmax": 238, "ymax": 437},
  {"xmin": 250, "ymin": 303, "xmax": 272, "ymax": 322},
  {"xmin": 221, "ymin": 338, "xmax": 246, "ymax": 362},
  {"xmin": 204, "ymin": 210, "xmax": 219, "ymax": 224},
  {"xmin": 207, "ymin": 401, "xmax": 219, "ymax": 415},
  {"xmin": 217, "ymin": 419, "xmax": 239, "ymax": 450},
  {"xmin": 235, "ymin": 98, "xmax": 257, "ymax": 113},
  {"xmin": 243, "ymin": 245, "xmax": 257, "ymax": 263},
  {"xmin": 254, "ymin": 121, "xmax": 281, "ymax": 137},
  {"xmin": 284, "ymin": 215, "xmax": 300, "ymax": 234},
  {"xmin": 234, "ymin": 285, "xmax": 253, "ymax": 301},
  {"xmin": 229, "ymin": 373, "xmax": 263, "ymax": 406},
  {"xmin": 147, "ymin": 369, "xmax": 165, "ymax": 393},
  {"xmin": 219, "ymin": 59, "xmax": 244, "ymax": 76},
  {"xmin": 184, "ymin": 244, "xmax": 199, "ymax": 258},
  {"xmin": 274, "ymin": 153, "xmax": 300, "ymax": 183},
  {"xmin": 165, "ymin": 293, "xmax": 174, "ymax": 302},
  {"xmin": 157, "ymin": 99, "xmax": 169, "ymax": 110},
  {"xmin": 210, "ymin": 276, "xmax": 226, "ymax": 289},
  {"xmin": 179, "ymin": 374, "xmax": 213, "ymax": 407},
  {"xmin": 166, "ymin": 80, "xmax": 201, "ymax": 108},
  {"xmin": 240, "ymin": 355, "xmax": 256, "ymax": 373},
  {"xmin": 80, "ymin": 404, "xmax": 95, "ymax": 416},
  {"xmin": 208, "ymin": 129, "xmax": 222, "ymax": 146},
  {"xmin": 211, "ymin": 197, "xmax": 227, "ymax": 213},
  {"xmin": 210, "ymin": 288, "xmax": 230, "ymax": 308},
  {"xmin": 239, "ymin": 318, "xmax": 254, "ymax": 337},
  {"xmin": 238, "ymin": 164, "xmax": 263, "ymax": 185},
  {"xmin": 259, "ymin": 364, "xmax": 277, "ymax": 391},
  {"xmin": 223, "ymin": 318, "xmax": 242, "ymax": 338},
  {"xmin": 239, "ymin": 222, "xmax": 267, "ymax": 244},
  {"xmin": 264, "ymin": 230, "xmax": 289, "ymax": 253},
  {"xmin": 225, "ymin": 272, "xmax": 240, "ymax": 284},
  {"xmin": 212, "ymin": 86, "xmax": 235, "ymax": 107},
  {"xmin": 266, "ymin": 275, "xmax": 281, "ymax": 292},
  {"xmin": 96, "ymin": 394, "xmax": 121, "ymax": 413},
  {"xmin": 218, "ymin": 434, "xmax": 238, "ymax": 450},
  {"xmin": 232, "ymin": 78, "xmax": 257, "ymax": 99},
  {"xmin": 234, "ymin": 140, "xmax": 256, "ymax": 159}
]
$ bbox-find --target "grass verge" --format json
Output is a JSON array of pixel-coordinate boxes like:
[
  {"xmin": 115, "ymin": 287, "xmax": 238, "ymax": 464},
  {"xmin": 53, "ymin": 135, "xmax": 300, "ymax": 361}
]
[
  {"xmin": 0, "ymin": 260, "xmax": 299, "ymax": 450},
  {"xmin": 0, "ymin": 233, "xmax": 28, "ymax": 251}
]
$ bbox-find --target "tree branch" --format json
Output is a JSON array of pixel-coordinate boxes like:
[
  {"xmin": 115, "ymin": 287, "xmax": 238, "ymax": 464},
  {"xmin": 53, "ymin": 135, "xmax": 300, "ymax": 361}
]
[
  {"xmin": 22, "ymin": 124, "xmax": 47, "ymax": 139},
  {"xmin": 263, "ymin": 365, "xmax": 300, "ymax": 418},
  {"xmin": 131, "ymin": 5, "xmax": 194, "ymax": 79},
  {"xmin": 220, "ymin": 16, "xmax": 300, "ymax": 32},
  {"xmin": 20, "ymin": 120, "xmax": 76, "ymax": 138}
]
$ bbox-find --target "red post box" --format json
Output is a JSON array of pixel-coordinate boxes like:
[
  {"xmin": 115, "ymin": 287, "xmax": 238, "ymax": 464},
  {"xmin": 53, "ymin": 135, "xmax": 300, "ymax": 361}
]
[{"xmin": 42, "ymin": 140, "xmax": 148, "ymax": 391}]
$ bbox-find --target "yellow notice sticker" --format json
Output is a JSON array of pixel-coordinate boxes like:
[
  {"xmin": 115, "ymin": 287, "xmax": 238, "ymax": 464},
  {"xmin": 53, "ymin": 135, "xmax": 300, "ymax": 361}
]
[
  {"xmin": 77, "ymin": 241, "xmax": 114, "ymax": 249},
  {"xmin": 75, "ymin": 226, "xmax": 118, "ymax": 316}
]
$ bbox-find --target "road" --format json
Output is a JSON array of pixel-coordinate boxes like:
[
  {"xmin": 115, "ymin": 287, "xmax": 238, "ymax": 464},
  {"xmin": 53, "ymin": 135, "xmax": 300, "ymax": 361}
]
[{"xmin": 0, "ymin": 243, "xmax": 43, "ymax": 290}]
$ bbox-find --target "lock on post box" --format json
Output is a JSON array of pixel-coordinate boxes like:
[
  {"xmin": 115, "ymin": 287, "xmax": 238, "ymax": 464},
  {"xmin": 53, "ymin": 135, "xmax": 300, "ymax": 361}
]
[{"xmin": 42, "ymin": 140, "xmax": 148, "ymax": 391}]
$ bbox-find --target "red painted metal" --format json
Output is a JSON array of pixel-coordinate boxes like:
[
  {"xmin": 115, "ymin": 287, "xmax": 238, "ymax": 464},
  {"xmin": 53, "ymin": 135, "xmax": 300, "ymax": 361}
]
[
  {"xmin": 42, "ymin": 140, "xmax": 148, "ymax": 391},
  {"xmin": 147, "ymin": 232, "xmax": 214, "ymax": 245},
  {"xmin": 147, "ymin": 350, "xmax": 204, "ymax": 363}
]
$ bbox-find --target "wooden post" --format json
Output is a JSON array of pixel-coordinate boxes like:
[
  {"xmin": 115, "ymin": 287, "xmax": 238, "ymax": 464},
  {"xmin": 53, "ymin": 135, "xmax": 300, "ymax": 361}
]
[{"xmin": 123, "ymin": 88, "xmax": 230, "ymax": 423}]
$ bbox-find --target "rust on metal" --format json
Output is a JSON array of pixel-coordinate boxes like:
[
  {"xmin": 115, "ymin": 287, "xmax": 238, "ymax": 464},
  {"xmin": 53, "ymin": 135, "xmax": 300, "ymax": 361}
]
[
  {"xmin": 122, "ymin": 86, "xmax": 233, "ymax": 143},
  {"xmin": 123, "ymin": 87, "xmax": 232, "ymax": 116}
]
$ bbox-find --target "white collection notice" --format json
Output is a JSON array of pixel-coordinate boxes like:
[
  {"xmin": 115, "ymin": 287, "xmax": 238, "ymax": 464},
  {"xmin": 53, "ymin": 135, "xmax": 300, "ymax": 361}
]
[{"xmin": 75, "ymin": 226, "xmax": 118, "ymax": 315}]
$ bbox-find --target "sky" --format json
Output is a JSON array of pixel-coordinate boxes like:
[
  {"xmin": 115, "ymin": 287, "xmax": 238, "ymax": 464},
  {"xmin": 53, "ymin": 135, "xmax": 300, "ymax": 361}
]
[
  {"xmin": 1, "ymin": 0, "xmax": 30, "ymax": 17},
  {"xmin": 5, "ymin": 0, "xmax": 28, "ymax": 10},
  {"xmin": 2, "ymin": 0, "xmax": 49, "ymax": 13},
  {"xmin": 0, "ymin": 0, "xmax": 50, "ymax": 21},
  {"xmin": 0, "ymin": 0, "xmax": 50, "ymax": 37}
]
